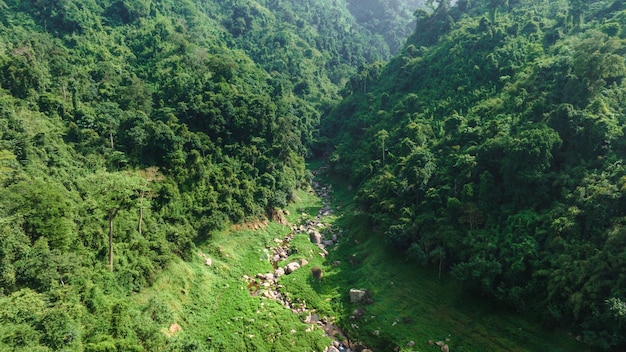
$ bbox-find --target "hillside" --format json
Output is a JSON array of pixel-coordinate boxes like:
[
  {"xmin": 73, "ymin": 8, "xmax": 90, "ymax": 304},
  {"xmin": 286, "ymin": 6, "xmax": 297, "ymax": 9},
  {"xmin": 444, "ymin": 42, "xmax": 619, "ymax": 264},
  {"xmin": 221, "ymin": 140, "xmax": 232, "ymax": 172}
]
[
  {"xmin": 0, "ymin": 0, "xmax": 417, "ymax": 350},
  {"xmin": 322, "ymin": 0, "xmax": 626, "ymax": 350},
  {"xmin": 1, "ymin": 0, "xmax": 625, "ymax": 351}
]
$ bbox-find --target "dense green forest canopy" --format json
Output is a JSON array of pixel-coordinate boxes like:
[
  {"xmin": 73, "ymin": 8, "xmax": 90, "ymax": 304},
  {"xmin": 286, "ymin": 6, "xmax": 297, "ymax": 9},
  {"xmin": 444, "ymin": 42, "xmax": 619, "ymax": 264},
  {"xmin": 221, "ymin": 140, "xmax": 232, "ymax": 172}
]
[
  {"xmin": 322, "ymin": 0, "xmax": 626, "ymax": 350},
  {"xmin": 1, "ymin": 0, "xmax": 625, "ymax": 350},
  {"xmin": 0, "ymin": 0, "xmax": 426, "ymax": 350}
]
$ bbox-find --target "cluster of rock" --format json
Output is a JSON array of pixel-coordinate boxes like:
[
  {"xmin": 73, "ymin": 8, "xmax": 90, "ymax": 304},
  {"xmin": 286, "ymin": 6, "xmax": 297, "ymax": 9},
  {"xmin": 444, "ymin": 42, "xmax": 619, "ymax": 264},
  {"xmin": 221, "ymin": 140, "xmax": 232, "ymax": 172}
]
[
  {"xmin": 293, "ymin": 182, "xmax": 344, "ymax": 253},
  {"xmin": 242, "ymin": 170, "xmax": 374, "ymax": 351},
  {"xmin": 427, "ymin": 339, "xmax": 451, "ymax": 351},
  {"xmin": 243, "ymin": 230, "xmax": 310, "ymax": 312}
]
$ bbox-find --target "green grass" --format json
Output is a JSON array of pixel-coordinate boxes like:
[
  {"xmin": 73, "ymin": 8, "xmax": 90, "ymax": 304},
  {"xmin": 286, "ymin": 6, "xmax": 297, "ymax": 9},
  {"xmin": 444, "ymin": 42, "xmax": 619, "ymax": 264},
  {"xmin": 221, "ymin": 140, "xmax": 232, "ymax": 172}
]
[
  {"xmin": 309, "ymin": 169, "xmax": 589, "ymax": 352},
  {"xmin": 131, "ymin": 166, "xmax": 589, "ymax": 351},
  {"xmin": 131, "ymin": 188, "xmax": 333, "ymax": 351}
]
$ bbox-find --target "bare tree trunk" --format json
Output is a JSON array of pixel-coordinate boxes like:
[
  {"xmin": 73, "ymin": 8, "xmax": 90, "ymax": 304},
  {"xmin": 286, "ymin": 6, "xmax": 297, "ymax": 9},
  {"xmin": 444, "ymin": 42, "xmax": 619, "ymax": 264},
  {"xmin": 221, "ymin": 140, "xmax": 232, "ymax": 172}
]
[
  {"xmin": 109, "ymin": 208, "xmax": 119, "ymax": 271},
  {"xmin": 109, "ymin": 215, "xmax": 114, "ymax": 271},
  {"xmin": 438, "ymin": 252, "xmax": 443, "ymax": 279}
]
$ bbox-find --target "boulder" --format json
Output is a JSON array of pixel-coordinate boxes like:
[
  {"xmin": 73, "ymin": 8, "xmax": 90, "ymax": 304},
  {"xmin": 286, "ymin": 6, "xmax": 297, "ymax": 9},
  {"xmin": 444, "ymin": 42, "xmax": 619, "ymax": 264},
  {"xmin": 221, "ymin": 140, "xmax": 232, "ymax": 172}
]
[
  {"xmin": 349, "ymin": 289, "xmax": 367, "ymax": 303},
  {"xmin": 351, "ymin": 306, "xmax": 366, "ymax": 320},
  {"xmin": 441, "ymin": 345, "xmax": 450, "ymax": 352},
  {"xmin": 285, "ymin": 262, "xmax": 301, "ymax": 274},
  {"xmin": 407, "ymin": 341, "xmax": 415, "ymax": 347},
  {"xmin": 310, "ymin": 231, "xmax": 322, "ymax": 244},
  {"xmin": 327, "ymin": 347, "xmax": 340, "ymax": 352},
  {"xmin": 275, "ymin": 267, "xmax": 285, "ymax": 277},
  {"xmin": 204, "ymin": 258, "xmax": 212, "ymax": 266}
]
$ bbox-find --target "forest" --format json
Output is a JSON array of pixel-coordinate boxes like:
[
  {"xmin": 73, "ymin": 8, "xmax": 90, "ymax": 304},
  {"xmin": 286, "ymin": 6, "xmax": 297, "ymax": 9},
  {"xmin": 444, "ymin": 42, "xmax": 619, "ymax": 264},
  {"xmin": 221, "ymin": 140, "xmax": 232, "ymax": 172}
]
[
  {"xmin": 0, "ymin": 0, "xmax": 624, "ymax": 351},
  {"xmin": 322, "ymin": 0, "xmax": 626, "ymax": 350}
]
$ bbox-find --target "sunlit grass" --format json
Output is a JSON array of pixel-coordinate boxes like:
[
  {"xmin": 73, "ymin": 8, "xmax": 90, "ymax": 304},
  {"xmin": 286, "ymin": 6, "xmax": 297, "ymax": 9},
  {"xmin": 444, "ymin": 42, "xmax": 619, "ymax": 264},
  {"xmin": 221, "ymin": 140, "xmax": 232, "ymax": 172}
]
[{"xmin": 132, "ymin": 169, "xmax": 586, "ymax": 351}]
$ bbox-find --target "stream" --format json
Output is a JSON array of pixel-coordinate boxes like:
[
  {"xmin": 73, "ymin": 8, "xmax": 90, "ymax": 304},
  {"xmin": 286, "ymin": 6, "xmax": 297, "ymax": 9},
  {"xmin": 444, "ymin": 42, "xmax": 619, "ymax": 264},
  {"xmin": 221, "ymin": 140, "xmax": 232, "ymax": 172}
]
[{"xmin": 243, "ymin": 167, "xmax": 371, "ymax": 352}]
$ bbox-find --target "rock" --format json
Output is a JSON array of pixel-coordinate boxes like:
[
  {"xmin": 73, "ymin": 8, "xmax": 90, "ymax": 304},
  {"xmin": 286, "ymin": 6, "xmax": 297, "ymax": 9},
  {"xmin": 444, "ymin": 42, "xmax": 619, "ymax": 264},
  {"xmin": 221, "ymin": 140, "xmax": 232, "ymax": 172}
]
[
  {"xmin": 428, "ymin": 340, "xmax": 434, "ymax": 345},
  {"xmin": 264, "ymin": 273, "xmax": 275, "ymax": 281},
  {"xmin": 407, "ymin": 341, "xmax": 415, "ymax": 347},
  {"xmin": 311, "ymin": 267, "xmax": 323, "ymax": 280},
  {"xmin": 272, "ymin": 254, "xmax": 281, "ymax": 262},
  {"xmin": 323, "ymin": 240, "xmax": 334, "ymax": 246},
  {"xmin": 204, "ymin": 258, "xmax": 212, "ymax": 266},
  {"xmin": 332, "ymin": 260, "xmax": 341, "ymax": 266},
  {"xmin": 331, "ymin": 234, "xmax": 338, "ymax": 242},
  {"xmin": 436, "ymin": 341, "xmax": 445, "ymax": 346},
  {"xmin": 373, "ymin": 330, "xmax": 380, "ymax": 336},
  {"xmin": 285, "ymin": 262, "xmax": 301, "ymax": 274},
  {"xmin": 298, "ymin": 258, "xmax": 309, "ymax": 266},
  {"xmin": 275, "ymin": 267, "xmax": 285, "ymax": 277},
  {"xmin": 351, "ymin": 306, "xmax": 366, "ymax": 320},
  {"xmin": 441, "ymin": 344, "xmax": 450, "ymax": 352},
  {"xmin": 327, "ymin": 347, "xmax": 340, "ymax": 352},
  {"xmin": 349, "ymin": 289, "xmax": 367, "ymax": 303},
  {"xmin": 310, "ymin": 231, "xmax": 322, "ymax": 244},
  {"xmin": 303, "ymin": 313, "xmax": 319, "ymax": 324}
]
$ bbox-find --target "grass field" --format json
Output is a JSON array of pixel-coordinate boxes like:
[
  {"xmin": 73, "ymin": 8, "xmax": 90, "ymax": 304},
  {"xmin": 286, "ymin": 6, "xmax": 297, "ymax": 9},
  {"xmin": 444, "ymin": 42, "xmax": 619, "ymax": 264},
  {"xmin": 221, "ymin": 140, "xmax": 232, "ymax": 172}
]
[{"xmin": 131, "ymin": 165, "xmax": 589, "ymax": 351}]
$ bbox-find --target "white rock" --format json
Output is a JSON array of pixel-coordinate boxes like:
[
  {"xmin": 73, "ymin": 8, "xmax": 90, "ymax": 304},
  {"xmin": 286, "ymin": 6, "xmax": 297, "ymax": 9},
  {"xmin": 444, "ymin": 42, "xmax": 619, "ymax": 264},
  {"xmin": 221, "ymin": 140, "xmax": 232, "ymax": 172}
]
[
  {"xmin": 285, "ymin": 262, "xmax": 301, "ymax": 274},
  {"xmin": 349, "ymin": 289, "xmax": 367, "ymax": 303},
  {"xmin": 275, "ymin": 267, "xmax": 285, "ymax": 277}
]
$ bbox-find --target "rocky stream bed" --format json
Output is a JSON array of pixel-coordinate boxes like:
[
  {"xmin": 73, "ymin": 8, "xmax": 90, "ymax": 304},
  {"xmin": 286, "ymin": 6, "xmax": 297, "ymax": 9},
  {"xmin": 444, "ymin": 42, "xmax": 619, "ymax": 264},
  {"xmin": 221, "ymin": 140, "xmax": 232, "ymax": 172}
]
[{"xmin": 241, "ymin": 170, "xmax": 373, "ymax": 352}]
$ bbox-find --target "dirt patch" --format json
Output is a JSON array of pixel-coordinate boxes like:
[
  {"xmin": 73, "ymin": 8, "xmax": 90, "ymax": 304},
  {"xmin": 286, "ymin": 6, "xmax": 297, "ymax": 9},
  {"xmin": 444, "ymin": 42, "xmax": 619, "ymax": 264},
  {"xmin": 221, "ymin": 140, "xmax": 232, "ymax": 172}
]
[{"xmin": 232, "ymin": 219, "xmax": 269, "ymax": 231}]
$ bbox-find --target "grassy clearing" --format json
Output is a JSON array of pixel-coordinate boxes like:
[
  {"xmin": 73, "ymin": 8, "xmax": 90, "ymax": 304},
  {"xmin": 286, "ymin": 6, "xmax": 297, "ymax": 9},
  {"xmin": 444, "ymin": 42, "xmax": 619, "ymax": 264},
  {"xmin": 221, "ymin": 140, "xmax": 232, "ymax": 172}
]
[
  {"xmin": 131, "ymin": 187, "xmax": 333, "ymax": 351},
  {"xmin": 131, "ymin": 167, "xmax": 588, "ymax": 351}
]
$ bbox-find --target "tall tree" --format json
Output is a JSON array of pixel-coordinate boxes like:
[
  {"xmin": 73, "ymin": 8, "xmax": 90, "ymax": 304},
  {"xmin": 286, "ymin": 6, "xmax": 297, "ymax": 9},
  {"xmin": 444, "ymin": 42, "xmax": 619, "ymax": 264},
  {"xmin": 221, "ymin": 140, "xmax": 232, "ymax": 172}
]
[{"xmin": 80, "ymin": 171, "xmax": 146, "ymax": 271}]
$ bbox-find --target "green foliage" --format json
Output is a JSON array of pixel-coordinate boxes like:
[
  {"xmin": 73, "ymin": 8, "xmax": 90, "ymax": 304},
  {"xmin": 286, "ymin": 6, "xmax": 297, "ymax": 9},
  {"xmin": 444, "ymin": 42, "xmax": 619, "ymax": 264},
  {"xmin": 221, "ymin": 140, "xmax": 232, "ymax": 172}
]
[
  {"xmin": 0, "ymin": 0, "xmax": 427, "ymax": 350},
  {"xmin": 322, "ymin": 0, "xmax": 626, "ymax": 350}
]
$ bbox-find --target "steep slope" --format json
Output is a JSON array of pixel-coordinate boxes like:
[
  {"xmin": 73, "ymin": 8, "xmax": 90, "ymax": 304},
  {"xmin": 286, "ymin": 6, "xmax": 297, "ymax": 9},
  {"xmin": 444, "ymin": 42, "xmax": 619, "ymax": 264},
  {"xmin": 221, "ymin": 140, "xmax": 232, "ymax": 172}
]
[
  {"xmin": 0, "ymin": 3, "xmax": 307, "ymax": 349},
  {"xmin": 322, "ymin": 0, "xmax": 626, "ymax": 350},
  {"xmin": 0, "ymin": 0, "xmax": 431, "ymax": 350}
]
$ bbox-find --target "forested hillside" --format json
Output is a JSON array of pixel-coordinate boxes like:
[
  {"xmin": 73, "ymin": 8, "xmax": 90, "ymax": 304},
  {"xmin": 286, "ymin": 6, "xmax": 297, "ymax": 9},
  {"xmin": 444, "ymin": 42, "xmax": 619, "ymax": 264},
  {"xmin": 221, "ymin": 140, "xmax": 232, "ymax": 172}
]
[
  {"xmin": 0, "ymin": 0, "xmax": 422, "ymax": 350},
  {"xmin": 322, "ymin": 0, "xmax": 626, "ymax": 350}
]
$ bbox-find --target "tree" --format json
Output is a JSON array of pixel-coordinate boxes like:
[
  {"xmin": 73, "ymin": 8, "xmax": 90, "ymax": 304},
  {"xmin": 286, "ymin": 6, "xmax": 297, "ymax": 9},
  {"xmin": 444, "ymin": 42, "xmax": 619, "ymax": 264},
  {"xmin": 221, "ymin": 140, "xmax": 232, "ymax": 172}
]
[
  {"xmin": 376, "ymin": 129, "xmax": 389, "ymax": 167},
  {"xmin": 488, "ymin": 0, "xmax": 509, "ymax": 23},
  {"xmin": 80, "ymin": 171, "xmax": 147, "ymax": 271},
  {"xmin": 0, "ymin": 149, "xmax": 18, "ymax": 184},
  {"xmin": 568, "ymin": 0, "xmax": 589, "ymax": 28},
  {"xmin": 1, "ymin": 179, "xmax": 77, "ymax": 251}
]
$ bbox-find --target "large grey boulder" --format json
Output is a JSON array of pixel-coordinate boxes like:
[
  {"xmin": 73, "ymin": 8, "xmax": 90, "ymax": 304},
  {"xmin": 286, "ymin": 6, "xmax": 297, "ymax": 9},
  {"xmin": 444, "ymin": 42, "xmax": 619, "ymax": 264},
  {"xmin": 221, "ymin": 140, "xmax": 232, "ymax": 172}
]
[
  {"xmin": 309, "ymin": 231, "xmax": 322, "ymax": 244},
  {"xmin": 349, "ymin": 289, "xmax": 366, "ymax": 303},
  {"xmin": 349, "ymin": 289, "xmax": 368, "ymax": 303}
]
